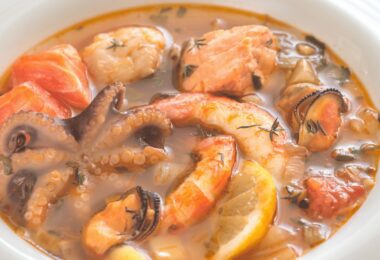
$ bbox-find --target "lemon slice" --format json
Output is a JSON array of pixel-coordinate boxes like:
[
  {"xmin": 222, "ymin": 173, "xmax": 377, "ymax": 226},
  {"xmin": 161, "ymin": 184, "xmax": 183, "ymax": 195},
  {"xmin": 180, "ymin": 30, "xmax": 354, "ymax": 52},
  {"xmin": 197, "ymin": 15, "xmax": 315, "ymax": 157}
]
[
  {"xmin": 207, "ymin": 160, "xmax": 277, "ymax": 260},
  {"xmin": 106, "ymin": 244, "xmax": 149, "ymax": 260}
]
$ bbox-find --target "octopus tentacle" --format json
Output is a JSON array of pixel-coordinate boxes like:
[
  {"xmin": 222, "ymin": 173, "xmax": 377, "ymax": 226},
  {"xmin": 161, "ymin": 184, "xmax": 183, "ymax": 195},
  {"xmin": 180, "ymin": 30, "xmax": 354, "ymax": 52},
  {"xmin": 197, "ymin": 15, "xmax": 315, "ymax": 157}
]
[
  {"xmin": 92, "ymin": 146, "xmax": 167, "ymax": 173},
  {"xmin": 24, "ymin": 167, "xmax": 74, "ymax": 229},
  {"xmin": 11, "ymin": 148, "xmax": 72, "ymax": 173},
  {"xmin": 0, "ymin": 112, "xmax": 78, "ymax": 156},
  {"xmin": 94, "ymin": 107, "xmax": 172, "ymax": 151},
  {"xmin": 66, "ymin": 82, "xmax": 126, "ymax": 147}
]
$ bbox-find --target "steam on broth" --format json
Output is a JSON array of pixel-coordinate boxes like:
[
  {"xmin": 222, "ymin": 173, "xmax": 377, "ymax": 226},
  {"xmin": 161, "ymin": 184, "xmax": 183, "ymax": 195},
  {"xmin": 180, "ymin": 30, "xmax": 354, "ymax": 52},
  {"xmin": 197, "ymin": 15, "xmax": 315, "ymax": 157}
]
[{"xmin": 0, "ymin": 4, "xmax": 378, "ymax": 260}]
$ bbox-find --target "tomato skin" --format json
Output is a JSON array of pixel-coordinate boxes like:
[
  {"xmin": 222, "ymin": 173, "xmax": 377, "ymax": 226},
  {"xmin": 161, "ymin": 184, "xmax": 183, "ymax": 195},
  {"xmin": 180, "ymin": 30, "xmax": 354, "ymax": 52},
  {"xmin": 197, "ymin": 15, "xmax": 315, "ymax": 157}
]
[
  {"xmin": 12, "ymin": 44, "xmax": 91, "ymax": 109},
  {"xmin": 306, "ymin": 176, "xmax": 365, "ymax": 219},
  {"xmin": 0, "ymin": 82, "xmax": 71, "ymax": 125}
]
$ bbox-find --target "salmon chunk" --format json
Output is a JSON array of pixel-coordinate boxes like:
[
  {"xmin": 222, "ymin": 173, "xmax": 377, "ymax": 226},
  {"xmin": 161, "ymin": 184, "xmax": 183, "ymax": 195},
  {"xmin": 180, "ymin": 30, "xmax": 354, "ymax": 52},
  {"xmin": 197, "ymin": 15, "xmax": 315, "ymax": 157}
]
[
  {"xmin": 12, "ymin": 44, "xmax": 91, "ymax": 109},
  {"xmin": 0, "ymin": 82, "xmax": 71, "ymax": 124},
  {"xmin": 179, "ymin": 25, "xmax": 277, "ymax": 96}
]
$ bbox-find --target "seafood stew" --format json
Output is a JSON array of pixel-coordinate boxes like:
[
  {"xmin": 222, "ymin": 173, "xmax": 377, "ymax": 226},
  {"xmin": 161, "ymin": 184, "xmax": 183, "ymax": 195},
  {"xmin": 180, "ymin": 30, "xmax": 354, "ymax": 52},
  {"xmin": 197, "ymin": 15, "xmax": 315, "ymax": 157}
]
[{"xmin": 0, "ymin": 4, "xmax": 378, "ymax": 260}]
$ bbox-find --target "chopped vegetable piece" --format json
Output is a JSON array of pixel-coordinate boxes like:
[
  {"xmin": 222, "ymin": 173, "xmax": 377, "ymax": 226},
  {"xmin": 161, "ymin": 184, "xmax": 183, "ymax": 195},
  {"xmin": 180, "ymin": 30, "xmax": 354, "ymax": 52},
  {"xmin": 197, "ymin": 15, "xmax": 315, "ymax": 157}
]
[{"xmin": 305, "ymin": 176, "xmax": 365, "ymax": 219}]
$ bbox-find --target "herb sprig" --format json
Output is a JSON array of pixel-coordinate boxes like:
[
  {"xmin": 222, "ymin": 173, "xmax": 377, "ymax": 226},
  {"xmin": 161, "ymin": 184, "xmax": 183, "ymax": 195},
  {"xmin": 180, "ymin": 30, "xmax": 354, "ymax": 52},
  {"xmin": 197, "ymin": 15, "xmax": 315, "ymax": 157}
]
[
  {"xmin": 183, "ymin": 64, "xmax": 198, "ymax": 78},
  {"xmin": 188, "ymin": 38, "xmax": 207, "ymax": 52},
  {"xmin": 106, "ymin": 38, "xmax": 125, "ymax": 51},
  {"xmin": 306, "ymin": 119, "xmax": 326, "ymax": 136},
  {"xmin": 237, "ymin": 118, "xmax": 284, "ymax": 141}
]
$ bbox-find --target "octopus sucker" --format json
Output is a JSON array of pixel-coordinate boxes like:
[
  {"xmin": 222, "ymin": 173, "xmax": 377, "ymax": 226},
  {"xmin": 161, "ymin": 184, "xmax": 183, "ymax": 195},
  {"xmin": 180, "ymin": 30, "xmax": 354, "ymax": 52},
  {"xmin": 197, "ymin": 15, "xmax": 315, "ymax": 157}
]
[
  {"xmin": 66, "ymin": 82, "xmax": 126, "ymax": 146},
  {"xmin": 277, "ymin": 59, "xmax": 348, "ymax": 151},
  {"xmin": 82, "ymin": 186, "xmax": 162, "ymax": 256},
  {"xmin": 93, "ymin": 106, "xmax": 172, "ymax": 151},
  {"xmin": 24, "ymin": 167, "xmax": 74, "ymax": 229},
  {"xmin": 0, "ymin": 112, "xmax": 78, "ymax": 156},
  {"xmin": 91, "ymin": 146, "xmax": 167, "ymax": 172}
]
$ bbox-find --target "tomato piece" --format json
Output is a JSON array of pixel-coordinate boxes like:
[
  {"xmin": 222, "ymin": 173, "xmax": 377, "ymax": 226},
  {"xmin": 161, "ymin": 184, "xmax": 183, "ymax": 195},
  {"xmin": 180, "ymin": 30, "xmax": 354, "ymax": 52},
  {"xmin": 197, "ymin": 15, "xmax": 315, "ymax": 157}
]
[
  {"xmin": 306, "ymin": 176, "xmax": 365, "ymax": 219},
  {"xmin": 0, "ymin": 82, "xmax": 71, "ymax": 124},
  {"xmin": 12, "ymin": 44, "xmax": 91, "ymax": 109}
]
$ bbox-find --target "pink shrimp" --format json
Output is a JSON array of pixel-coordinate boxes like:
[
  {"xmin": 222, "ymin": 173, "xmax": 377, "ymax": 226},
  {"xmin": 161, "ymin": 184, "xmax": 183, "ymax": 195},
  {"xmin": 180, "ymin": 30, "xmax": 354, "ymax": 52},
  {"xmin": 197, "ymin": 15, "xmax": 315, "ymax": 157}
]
[
  {"xmin": 151, "ymin": 93, "xmax": 287, "ymax": 180},
  {"xmin": 163, "ymin": 135, "xmax": 236, "ymax": 232}
]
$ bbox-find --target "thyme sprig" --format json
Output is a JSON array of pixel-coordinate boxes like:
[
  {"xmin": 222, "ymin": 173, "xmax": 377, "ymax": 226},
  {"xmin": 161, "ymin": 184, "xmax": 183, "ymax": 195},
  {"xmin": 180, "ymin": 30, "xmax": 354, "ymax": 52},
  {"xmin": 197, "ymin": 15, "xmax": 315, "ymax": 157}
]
[
  {"xmin": 106, "ymin": 38, "xmax": 125, "ymax": 51},
  {"xmin": 237, "ymin": 118, "xmax": 284, "ymax": 141},
  {"xmin": 188, "ymin": 38, "xmax": 207, "ymax": 52}
]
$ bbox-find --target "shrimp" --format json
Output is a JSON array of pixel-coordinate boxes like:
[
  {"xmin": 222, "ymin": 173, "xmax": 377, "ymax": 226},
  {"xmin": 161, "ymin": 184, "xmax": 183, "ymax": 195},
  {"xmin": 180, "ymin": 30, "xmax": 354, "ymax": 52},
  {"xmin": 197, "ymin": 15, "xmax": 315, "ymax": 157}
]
[
  {"xmin": 163, "ymin": 136, "xmax": 236, "ymax": 232},
  {"xmin": 179, "ymin": 25, "xmax": 277, "ymax": 96},
  {"xmin": 12, "ymin": 44, "xmax": 90, "ymax": 109},
  {"xmin": 82, "ymin": 26, "xmax": 165, "ymax": 85},
  {"xmin": 152, "ymin": 93, "xmax": 287, "ymax": 179},
  {"xmin": 82, "ymin": 186, "xmax": 161, "ymax": 256},
  {"xmin": 0, "ymin": 82, "xmax": 71, "ymax": 124}
]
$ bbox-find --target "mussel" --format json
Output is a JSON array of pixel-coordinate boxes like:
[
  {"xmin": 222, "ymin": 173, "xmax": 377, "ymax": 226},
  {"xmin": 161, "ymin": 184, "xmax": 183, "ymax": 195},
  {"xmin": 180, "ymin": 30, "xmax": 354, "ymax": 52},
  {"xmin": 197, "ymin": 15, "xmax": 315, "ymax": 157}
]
[
  {"xmin": 277, "ymin": 59, "xmax": 348, "ymax": 152},
  {"xmin": 82, "ymin": 186, "xmax": 162, "ymax": 256}
]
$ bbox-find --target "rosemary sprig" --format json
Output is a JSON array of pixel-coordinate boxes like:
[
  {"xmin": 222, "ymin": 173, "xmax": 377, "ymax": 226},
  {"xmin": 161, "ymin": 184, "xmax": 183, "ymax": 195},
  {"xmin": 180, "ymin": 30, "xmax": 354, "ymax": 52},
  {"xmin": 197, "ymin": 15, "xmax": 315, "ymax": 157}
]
[
  {"xmin": 237, "ymin": 124, "xmax": 260, "ymax": 129},
  {"xmin": 237, "ymin": 118, "xmax": 284, "ymax": 141},
  {"xmin": 188, "ymin": 38, "xmax": 207, "ymax": 52},
  {"xmin": 106, "ymin": 38, "xmax": 125, "ymax": 51},
  {"xmin": 183, "ymin": 64, "xmax": 198, "ymax": 78}
]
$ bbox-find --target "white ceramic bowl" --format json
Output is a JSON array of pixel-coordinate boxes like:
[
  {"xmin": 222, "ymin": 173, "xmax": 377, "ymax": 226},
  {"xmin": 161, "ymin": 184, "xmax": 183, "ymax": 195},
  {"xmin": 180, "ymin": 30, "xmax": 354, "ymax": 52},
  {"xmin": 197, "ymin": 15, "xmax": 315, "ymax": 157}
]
[{"xmin": 0, "ymin": 0, "xmax": 378, "ymax": 259}]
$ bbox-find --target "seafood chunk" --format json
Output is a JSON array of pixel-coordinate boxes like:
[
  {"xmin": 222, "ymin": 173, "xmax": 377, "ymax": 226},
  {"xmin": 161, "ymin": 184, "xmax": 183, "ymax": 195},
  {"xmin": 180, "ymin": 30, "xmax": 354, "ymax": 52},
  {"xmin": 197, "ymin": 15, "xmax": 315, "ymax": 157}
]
[
  {"xmin": 82, "ymin": 186, "xmax": 161, "ymax": 256},
  {"xmin": 23, "ymin": 168, "xmax": 73, "ymax": 229},
  {"xmin": 82, "ymin": 26, "xmax": 165, "ymax": 85},
  {"xmin": 0, "ymin": 82, "xmax": 71, "ymax": 125},
  {"xmin": 179, "ymin": 25, "xmax": 277, "ymax": 96},
  {"xmin": 152, "ymin": 93, "xmax": 287, "ymax": 179},
  {"xmin": 12, "ymin": 44, "xmax": 91, "ymax": 109},
  {"xmin": 0, "ymin": 112, "xmax": 78, "ymax": 157},
  {"xmin": 163, "ymin": 136, "xmax": 236, "ymax": 231},
  {"xmin": 277, "ymin": 59, "xmax": 348, "ymax": 152},
  {"xmin": 305, "ymin": 176, "xmax": 365, "ymax": 219},
  {"xmin": 4, "ymin": 167, "xmax": 73, "ymax": 228}
]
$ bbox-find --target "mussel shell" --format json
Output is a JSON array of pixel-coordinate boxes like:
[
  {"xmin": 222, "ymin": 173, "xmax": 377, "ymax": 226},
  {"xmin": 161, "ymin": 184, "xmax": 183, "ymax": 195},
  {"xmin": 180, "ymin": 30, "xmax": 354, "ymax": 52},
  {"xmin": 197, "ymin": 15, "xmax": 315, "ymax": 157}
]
[{"xmin": 123, "ymin": 186, "xmax": 162, "ymax": 242}]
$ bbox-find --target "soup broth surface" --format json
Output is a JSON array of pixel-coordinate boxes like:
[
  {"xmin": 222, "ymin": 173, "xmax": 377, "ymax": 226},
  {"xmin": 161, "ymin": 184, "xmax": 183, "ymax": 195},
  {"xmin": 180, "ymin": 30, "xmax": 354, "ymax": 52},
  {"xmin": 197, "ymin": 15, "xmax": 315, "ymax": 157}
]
[{"xmin": 0, "ymin": 4, "xmax": 378, "ymax": 260}]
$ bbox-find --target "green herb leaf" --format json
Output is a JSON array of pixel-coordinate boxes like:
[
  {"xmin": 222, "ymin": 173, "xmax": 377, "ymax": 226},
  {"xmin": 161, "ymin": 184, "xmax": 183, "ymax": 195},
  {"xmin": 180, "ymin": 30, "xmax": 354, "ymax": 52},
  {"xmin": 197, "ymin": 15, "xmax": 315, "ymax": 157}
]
[
  {"xmin": 251, "ymin": 74, "xmax": 262, "ymax": 90},
  {"xmin": 306, "ymin": 119, "xmax": 318, "ymax": 134},
  {"xmin": 218, "ymin": 152, "xmax": 224, "ymax": 165},
  {"xmin": 183, "ymin": 64, "xmax": 198, "ymax": 78},
  {"xmin": 160, "ymin": 7, "xmax": 172, "ymax": 13},
  {"xmin": 316, "ymin": 121, "xmax": 327, "ymax": 136},
  {"xmin": 106, "ymin": 38, "xmax": 125, "ymax": 51},
  {"xmin": 237, "ymin": 124, "xmax": 261, "ymax": 129},
  {"xmin": 188, "ymin": 38, "xmax": 207, "ymax": 52},
  {"xmin": 177, "ymin": 6, "xmax": 187, "ymax": 17}
]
